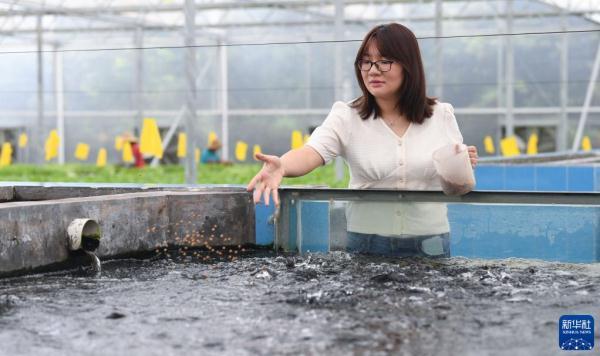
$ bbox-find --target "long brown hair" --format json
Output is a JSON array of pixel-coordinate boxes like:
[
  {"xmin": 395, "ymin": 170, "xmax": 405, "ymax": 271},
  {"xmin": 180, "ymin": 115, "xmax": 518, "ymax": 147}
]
[{"xmin": 351, "ymin": 23, "xmax": 436, "ymax": 124}]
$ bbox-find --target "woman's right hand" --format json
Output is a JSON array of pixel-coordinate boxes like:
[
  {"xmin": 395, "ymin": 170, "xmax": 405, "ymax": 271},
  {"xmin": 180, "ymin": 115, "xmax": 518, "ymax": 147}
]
[{"xmin": 246, "ymin": 153, "xmax": 285, "ymax": 206}]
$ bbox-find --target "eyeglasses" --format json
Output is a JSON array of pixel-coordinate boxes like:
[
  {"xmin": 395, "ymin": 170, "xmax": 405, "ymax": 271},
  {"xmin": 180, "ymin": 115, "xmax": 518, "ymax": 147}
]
[{"xmin": 356, "ymin": 59, "xmax": 395, "ymax": 72}]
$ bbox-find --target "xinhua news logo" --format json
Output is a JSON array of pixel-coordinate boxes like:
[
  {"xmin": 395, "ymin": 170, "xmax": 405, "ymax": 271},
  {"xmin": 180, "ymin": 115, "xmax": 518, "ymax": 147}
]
[{"xmin": 559, "ymin": 315, "xmax": 594, "ymax": 351}]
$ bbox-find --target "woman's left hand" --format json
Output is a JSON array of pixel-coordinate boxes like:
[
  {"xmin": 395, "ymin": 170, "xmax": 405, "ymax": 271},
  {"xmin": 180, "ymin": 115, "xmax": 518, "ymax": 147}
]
[{"xmin": 468, "ymin": 145, "xmax": 478, "ymax": 168}]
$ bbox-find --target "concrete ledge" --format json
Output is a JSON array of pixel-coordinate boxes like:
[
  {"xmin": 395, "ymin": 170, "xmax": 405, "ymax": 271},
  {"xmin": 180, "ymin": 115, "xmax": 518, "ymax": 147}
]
[
  {"xmin": 0, "ymin": 182, "xmax": 246, "ymax": 202},
  {"xmin": 0, "ymin": 187, "xmax": 13, "ymax": 202},
  {"xmin": 0, "ymin": 190, "xmax": 254, "ymax": 277},
  {"xmin": 14, "ymin": 186, "xmax": 153, "ymax": 201}
]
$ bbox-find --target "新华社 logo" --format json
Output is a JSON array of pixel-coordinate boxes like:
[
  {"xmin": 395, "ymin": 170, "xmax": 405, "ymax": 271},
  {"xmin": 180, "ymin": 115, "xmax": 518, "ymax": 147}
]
[{"xmin": 559, "ymin": 315, "xmax": 594, "ymax": 351}]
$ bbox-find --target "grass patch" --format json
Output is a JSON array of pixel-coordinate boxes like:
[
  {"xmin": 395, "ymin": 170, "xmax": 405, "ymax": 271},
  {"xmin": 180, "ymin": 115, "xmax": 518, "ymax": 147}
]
[{"xmin": 0, "ymin": 163, "xmax": 350, "ymax": 188}]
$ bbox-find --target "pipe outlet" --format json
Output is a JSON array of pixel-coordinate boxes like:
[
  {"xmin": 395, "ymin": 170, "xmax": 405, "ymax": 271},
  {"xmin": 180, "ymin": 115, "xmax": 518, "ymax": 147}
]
[{"xmin": 67, "ymin": 219, "xmax": 101, "ymax": 252}]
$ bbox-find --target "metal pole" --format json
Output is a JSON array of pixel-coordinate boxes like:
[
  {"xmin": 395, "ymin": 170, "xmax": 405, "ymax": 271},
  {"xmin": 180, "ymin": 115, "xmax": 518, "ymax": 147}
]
[
  {"xmin": 184, "ymin": 0, "xmax": 198, "ymax": 184},
  {"xmin": 434, "ymin": 0, "xmax": 443, "ymax": 99},
  {"xmin": 35, "ymin": 15, "xmax": 44, "ymax": 164},
  {"xmin": 558, "ymin": 7, "xmax": 568, "ymax": 152},
  {"xmin": 220, "ymin": 41, "xmax": 229, "ymax": 161},
  {"xmin": 492, "ymin": 2, "xmax": 504, "ymax": 154},
  {"xmin": 333, "ymin": 0, "xmax": 343, "ymax": 102},
  {"xmin": 333, "ymin": 0, "xmax": 345, "ymax": 182},
  {"xmin": 134, "ymin": 26, "xmax": 144, "ymax": 133},
  {"xmin": 496, "ymin": 33, "xmax": 504, "ymax": 152},
  {"xmin": 54, "ymin": 45, "xmax": 65, "ymax": 165},
  {"xmin": 505, "ymin": 0, "xmax": 514, "ymax": 138},
  {"xmin": 305, "ymin": 37, "xmax": 311, "ymax": 109},
  {"xmin": 571, "ymin": 39, "xmax": 600, "ymax": 152}
]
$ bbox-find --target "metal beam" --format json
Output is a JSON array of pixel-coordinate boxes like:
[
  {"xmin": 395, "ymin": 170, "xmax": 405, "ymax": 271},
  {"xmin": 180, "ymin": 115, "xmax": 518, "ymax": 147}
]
[
  {"xmin": 33, "ymin": 14, "xmax": 43, "ymax": 164},
  {"xmin": 2, "ymin": 13, "xmax": 600, "ymax": 36},
  {"xmin": 279, "ymin": 187, "xmax": 600, "ymax": 205},
  {"xmin": 134, "ymin": 26, "xmax": 144, "ymax": 133},
  {"xmin": 0, "ymin": 0, "xmax": 166, "ymax": 28},
  {"xmin": 0, "ymin": 1, "xmax": 480, "ymax": 16},
  {"xmin": 495, "ymin": 1, "xmax": 504, "ymax": 155},
  {"xmin": 504, "ymin": 0, "xmax": 515, "ymax": 138},
  {"xmin": 333, "ymin": 0, "xmax": 345, "ymax": 182},
  {"xmin": 54, "ymin": 44, "xmax": 64, "ymax": 165},
  {"xmin": 0, "ymin": 0, "xmax": 222, "ymax": 41},
  {"xmin": 434, "ymin": 0, "xmax": 443, "ymax": 98},
  {"xmin": 220, "ymin": 41, "xmax": 229, "ymax": 161},
  {"xmin": 558, "ymin": 5, "xmax": 569, "ymax": 151},
  {"xmin": 0, "ymin": 0, "xmax": 598, "ymax": 17},
  {"xmin": 537, "ymin": 0, "xmax": 600, "ymax": 26},
  {"xmin": 184, "ymin": 0, "xmax": 198, "ymax": 184},
  {"xmin": 6, "ymin": 106, "xmax": 600, "ymax": 119}
]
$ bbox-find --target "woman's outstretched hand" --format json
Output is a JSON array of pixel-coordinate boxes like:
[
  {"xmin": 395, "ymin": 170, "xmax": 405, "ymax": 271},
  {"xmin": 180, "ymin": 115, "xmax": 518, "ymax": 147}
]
[{"xmin": 246, "ymin": 153, "xmax": 285, "ymax": 206}]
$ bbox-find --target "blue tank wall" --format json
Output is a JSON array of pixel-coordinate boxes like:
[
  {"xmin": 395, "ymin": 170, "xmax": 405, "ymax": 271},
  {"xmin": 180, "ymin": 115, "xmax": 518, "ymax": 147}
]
[
  {"xmin": 255, "ymin": 165, "xmax": 600, "ymax": 262},
  {"xmin": 448, "ymin": 205, "xmax": 599, "ymax": 263},
  {"xmin": 476, "ymin": 165, "xmax": 599, "ymax": 192}
]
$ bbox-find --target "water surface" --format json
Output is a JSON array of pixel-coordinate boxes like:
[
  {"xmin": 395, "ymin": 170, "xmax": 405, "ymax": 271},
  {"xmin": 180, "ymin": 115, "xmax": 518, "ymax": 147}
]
[{"xmin": 1, "ymin": 251, "xmax": 599, "ymax": 355}]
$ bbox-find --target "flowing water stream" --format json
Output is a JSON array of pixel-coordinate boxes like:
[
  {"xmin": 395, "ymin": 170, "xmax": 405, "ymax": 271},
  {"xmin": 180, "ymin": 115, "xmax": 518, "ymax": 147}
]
[
  {"xmin": 84, "ymin": 251, "xmax": 101, "ymax": 277},
  {"xmin": 0, "ymin": 250, "xmax": 599, "ymax": 355}
]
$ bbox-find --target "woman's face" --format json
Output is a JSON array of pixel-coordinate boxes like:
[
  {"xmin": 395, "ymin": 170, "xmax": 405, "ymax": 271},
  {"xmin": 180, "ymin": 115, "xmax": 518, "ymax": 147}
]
[{"xmin": 360, "ymin": 41, "xmax": 403, "ymax": 101}]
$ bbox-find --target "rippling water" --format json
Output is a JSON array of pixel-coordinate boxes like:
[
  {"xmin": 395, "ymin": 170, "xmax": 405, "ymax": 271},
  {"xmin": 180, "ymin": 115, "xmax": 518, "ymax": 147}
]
[{"xmin": 1, "ymin": 251, "xmax": 599, "ymax": 356}]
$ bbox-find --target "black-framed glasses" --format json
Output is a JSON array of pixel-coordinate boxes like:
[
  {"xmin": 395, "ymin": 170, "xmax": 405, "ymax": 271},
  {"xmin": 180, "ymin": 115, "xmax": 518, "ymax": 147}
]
[{"xmin": 356, "ymin": 59, "xmax": 394, "ymax": 72}]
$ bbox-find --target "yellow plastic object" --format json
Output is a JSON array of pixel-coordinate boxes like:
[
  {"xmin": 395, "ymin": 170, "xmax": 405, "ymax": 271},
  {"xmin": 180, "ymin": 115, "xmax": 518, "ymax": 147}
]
[
  {"xmin": 527, "ymin": 133, "xmax": 538, "ymax": 155},
  {"xmin": 122, "ymin": 141, "xmax": 134, "ymax": 162},
  {"xmin": 291, "ymin": 130, "xmax": 303, "ymax": 149},
  {"xmin": 18, "ymin": 133, "xmax": 28, "ymax": 148},
  {"xmin": 195, "ymin": 148, "xmax": 200, "ymax": 163},
  {"xmin": 303, "ymin": 134, "xmax": 310, "ymax": 145},
  {"xmin": 74, "ymin": 143, "xmax": 90, "ymax": 161},
  {"xmin": 235, "ymin": 141, "xmax": 248, "ymax": 162},
  {"xmin": 483, "ymin": 135, "xmax": 495, "ymax": 154},
  {"xmin": 140, "ymin": 118, "xmax": 163, "ymax": 158},
  {"xmin": 115, "ymin": 136, "xmax": 124, "ymax": 151},
  {"xmin": 582, "ymin": 136, "xmax": 592, "ymax": 151},
  {"xmin": 0, "ymin": 142, "xmax": 13, "ymax": 167},
  {"xmin": 500, "ymin": 136, "xmax": 520, "ymax": 157},
  {"xmin": 96, "ymin": 148, "xmax": 107, "ymax": 167},
  {"xmin": 253, "ymin": 144, "xmax": 261, "ymax": 160},
  {"xmin": 45, "ymin": 130, "xmax": 60, "ymax": 161},
  {"xmin": 208, "ymin": 131, "xmax": 217, "ymax": 146},
  {"xmin": 177, "ymin": 132, "xmax": 187, "ymax": 158}
]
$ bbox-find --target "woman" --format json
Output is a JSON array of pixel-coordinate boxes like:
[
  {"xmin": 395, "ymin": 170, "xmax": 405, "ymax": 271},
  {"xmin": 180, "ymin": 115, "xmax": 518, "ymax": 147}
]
[{"xmin": 247, "ymin": 23, "xmax": 478, "ymax": 258}]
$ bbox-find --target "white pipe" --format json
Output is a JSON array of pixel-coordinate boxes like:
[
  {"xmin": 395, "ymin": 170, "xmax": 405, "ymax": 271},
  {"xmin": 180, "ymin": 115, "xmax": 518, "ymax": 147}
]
[{"xmin": 67, "ymin": 219, "xmax": 101, "ymax": 251}]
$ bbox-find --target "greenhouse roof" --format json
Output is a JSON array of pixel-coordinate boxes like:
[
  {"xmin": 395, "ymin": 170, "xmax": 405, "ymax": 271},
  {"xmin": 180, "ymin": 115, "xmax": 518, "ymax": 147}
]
[{"xmin": 0, "ymin": 0, "xmax": 598, "ymax": 50}]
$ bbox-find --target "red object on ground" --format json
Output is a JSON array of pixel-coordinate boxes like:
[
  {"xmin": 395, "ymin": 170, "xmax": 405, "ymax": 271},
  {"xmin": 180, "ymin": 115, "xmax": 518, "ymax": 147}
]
[{"xmin": 131, "ymin": 142, "xmax": 145, "ymax": 168}]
